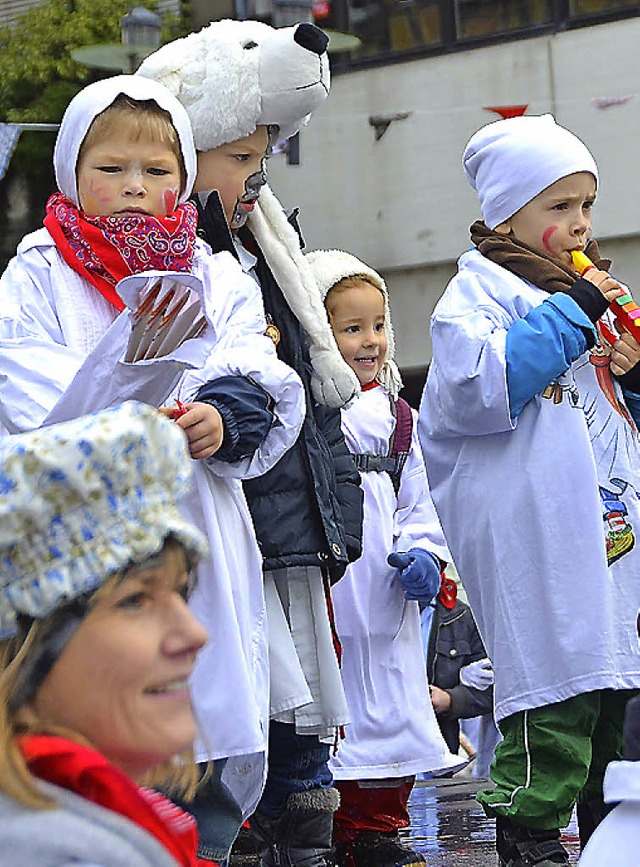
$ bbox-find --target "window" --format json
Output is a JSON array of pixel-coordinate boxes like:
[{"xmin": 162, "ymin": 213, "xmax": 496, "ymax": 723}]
[
  {"xmin": 454, "ymin": 0, "xmax": 554, "ymax": 40},
  {"xmin": 345, "ymin": 0, "xmax": 444, "ymax": 59},
  {"xmin": 569, "ymin": 0, "xmax": 640, "ymax": 15}
]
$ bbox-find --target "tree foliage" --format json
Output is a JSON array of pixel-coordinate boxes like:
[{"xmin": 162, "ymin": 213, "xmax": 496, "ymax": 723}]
[{"xmin": 0, "ymin": 0, "xmax": 186, "ymax": 122}]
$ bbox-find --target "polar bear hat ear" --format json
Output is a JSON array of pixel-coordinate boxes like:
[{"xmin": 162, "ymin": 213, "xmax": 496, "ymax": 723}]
[{"xmin": 137, "ymin": 19, "xmax": 330, "ymax": 152}]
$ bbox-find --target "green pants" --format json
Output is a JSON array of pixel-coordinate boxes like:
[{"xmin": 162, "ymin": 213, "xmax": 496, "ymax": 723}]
[{"xmin": 477, "ymin": 689, "xmax": 634, "ymax": 830}]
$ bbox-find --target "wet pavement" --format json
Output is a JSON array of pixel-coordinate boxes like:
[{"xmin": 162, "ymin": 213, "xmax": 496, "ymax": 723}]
[{"xmin": 404, "ymin": 777, "xmax": 581, "ymax": 866}]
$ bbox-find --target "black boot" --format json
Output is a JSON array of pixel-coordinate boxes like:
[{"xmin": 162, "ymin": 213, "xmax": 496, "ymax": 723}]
[
  {"xmin": 250, "ymin": 787, "xmax": 340, "ymax": 867},
  {"xmin": 576, "ymin": 798, "xmax": 615, "ymax": 849},
  {"xmin": 495, "ymin": 816, "xmax": 570, "ymax": 866},
  {"xmin": 335, "ymin": 830, "xmax": 426, "ymax": 867}
]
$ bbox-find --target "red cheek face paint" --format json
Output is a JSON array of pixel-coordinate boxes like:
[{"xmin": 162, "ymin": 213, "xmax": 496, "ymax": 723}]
[
  {"xmin": 542, "ymin": 225, "xmax": 558, "ymax": 253},
  {"xmin": 163, "ymin": 187, "xmax": 178, "ymax": 215}
]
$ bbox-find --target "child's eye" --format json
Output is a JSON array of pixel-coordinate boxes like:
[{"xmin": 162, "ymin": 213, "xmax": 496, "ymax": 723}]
[
  {"xmin": 233, "ymin": 154, "xmax": 250, "ymax": 163},
  {"xmin": 345, "ymin": 325, "xmax": 360, "ymax": 334},
  {"xmin": 116, "ymin": 591, "xmax": 149, "ymax": 610},
  {"xmin": 147, "ymin": 167, "xmax": 170, "ymax": 176},
  {"xmin": 374, "ymin": 322, "xmax": 385, "ymax": 332},
  {"xmin": 552, "ymin": 202, "xmax": 568, "ymax": 211},
  {"xmin": 97, "ymin": 165, "xmax": 121, "ymax": 174},
  {"xmin": 583, "ymin": 201, "xmax": 594, "ymax": 211}
]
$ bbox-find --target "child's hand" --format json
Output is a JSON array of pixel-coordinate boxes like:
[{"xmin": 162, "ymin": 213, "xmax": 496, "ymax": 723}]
[
  {"xmin": 387, "ymin": 549, "xmax": 441, "ymax": 604},
  {"xmin": 580, "ymin": 267, "xmax": 623, "ymax": 303},
  {"xmin": 610, "ymin": 331, "xmax": 640, "ymax": 377},
  {"xmin": 429, "ymin": 685, "xmax": 452, "ymax": 714},
  {"xmin": 171, "ymin": 401, "xmax": 225, "ymax": 460}
]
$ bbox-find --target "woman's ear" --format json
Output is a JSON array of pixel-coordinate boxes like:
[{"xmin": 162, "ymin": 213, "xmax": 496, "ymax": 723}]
[{"xmin": 494, "ymin": 221, "xmax": 512, "ymax": 236}]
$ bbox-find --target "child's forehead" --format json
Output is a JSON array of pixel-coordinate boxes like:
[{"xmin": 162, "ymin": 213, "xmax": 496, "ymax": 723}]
[
  {"xmin": 540, "ymin": 171, "xmax": 597, "ymax": 196},
  {"xmin": 328, "ymin": 279, "xmax": 385, "ymax": 313}
]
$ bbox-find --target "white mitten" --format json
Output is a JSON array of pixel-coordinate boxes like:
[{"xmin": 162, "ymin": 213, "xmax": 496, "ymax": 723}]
[
  {"xmin": 459, "ymin": 658, "xmax": 494, "ymax": 690},
  {"xmin": 309, "ymin": 345, "xmax": 360, "ymax": 409},
  {"xmin": 117, "ymin": 271, "xmax": 207, "ymax": 362}
]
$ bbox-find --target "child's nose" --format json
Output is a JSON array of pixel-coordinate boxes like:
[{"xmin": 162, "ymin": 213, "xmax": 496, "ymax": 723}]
[
  {"xmin": 573, "ymin": 212, "xmax": 589, "ymax": 234},
  {"xmin": 124, "ymin": 171, "xmax": 146, "ymax": 196}
]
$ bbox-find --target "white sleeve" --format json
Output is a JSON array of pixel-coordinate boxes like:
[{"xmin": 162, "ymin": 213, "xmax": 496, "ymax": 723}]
[
  {"xmin": 177, "ymin": 252, "xmax": 305, "ymax": 480},
  {"xmin": 393, "ymin": 409, "xmax": 451, "ymax": 562},
  {"xmin": 0, "ymin": 246, "xmax": 219, "ymax": 433}
]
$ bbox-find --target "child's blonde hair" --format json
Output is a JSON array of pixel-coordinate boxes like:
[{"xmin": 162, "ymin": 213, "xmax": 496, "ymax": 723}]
[
  {"xmin": 324, "ymin": 274, "xmax": 384, "ymax": 318},
  {"xmin": 78, "ymin": 94, "xmax": 187, "ymax": 193}
]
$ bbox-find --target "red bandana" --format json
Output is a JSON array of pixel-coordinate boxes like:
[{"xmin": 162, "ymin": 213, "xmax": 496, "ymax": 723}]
[
  {"xmin": 19, "ymin": 734, "xmax": 199, "ymax": 867},
  {"xmin": 44, "ymin": 192, "xmax": 198, "ymax": 311}
]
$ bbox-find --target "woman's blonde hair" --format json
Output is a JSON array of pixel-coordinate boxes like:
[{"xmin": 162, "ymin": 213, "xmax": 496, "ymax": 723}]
[
  {"xmin": 78, "ymin": 94, "xmax": 187, "ymax": 194},
  {"xmin": 0, "ymin": 544, "xmax": 200, "ymax": 809}
]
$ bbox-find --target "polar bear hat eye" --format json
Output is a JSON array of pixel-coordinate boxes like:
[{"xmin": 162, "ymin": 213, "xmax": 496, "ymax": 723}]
[{"xmin": 137, "ymin": 19, "xmax": 331, "ymax": 152}]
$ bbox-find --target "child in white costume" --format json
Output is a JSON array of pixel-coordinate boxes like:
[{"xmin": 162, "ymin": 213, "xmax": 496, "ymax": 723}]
[
  {"xmin": 139, "ymin": 22, "xmax": 363, "ymax": 867},
  {"xmin": 308, "ymin": 249, "xmax": 461, "ymax": 867},
  {"xmin": 0, "ymin": 74, "xmax": 305, "ymax": 850},
  {"xmin": 420, "ymin": 114, "xmax": 640, "ymax": 866}
]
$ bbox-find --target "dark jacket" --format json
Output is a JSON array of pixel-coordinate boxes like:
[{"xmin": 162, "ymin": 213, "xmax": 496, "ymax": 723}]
[
  {"xmin": 426, "ymin": 598, "xmax": 494, "ymax": 755},
  {"xmin": 195, "ymin": 193, "xmax": 363, "ymax": 581}
]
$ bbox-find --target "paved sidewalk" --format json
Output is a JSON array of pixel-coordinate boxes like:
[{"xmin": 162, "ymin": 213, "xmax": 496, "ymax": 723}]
[{"xmin": 405, "ymin": 778, "xmax": 581, "ymax": 866}]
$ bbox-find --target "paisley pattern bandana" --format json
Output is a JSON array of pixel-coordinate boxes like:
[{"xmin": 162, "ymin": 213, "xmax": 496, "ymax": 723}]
[{"xmin": 44, "ymin": 192, "xmax": 198, "ymax": 311}]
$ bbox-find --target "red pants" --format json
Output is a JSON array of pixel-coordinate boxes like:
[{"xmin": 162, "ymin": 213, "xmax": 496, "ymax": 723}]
[{"xmin": 333, "ymin": 778, "xmax": 414, "ymax": 844}]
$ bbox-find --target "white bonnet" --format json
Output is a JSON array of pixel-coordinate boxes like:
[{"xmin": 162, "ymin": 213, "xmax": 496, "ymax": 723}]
[
  {"xmin": 463, "ymin": 114, "xmax": 599, "ymax": 229},
  {"xmin": 137, "ymin": 19, "xmax": 330, "ymax": 151},
  {"xmin": 0, "ymin": 402, "xmax": 206, "ymax": 637},
  {"xmin": 306, "ymin": 249, "xmax": 403, "ymax": 399},
  {"xmin": 54, "ymin": 74, "xmax": 197, "ymax": 207}
]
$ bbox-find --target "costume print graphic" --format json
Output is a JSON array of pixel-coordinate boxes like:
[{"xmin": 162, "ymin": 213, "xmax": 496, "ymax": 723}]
[{"xmin": 541, "ymin": 319, "xmax": 640, "ymax": 567}]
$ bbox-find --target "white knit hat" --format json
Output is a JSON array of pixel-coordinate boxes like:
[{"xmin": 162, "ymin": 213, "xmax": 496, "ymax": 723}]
[
  {"xmin": 54, "ymin": 75, "xmax": 197, "ymax": 208},
  {"xmin": 0, "ymin": 402, "xmax": 206, "ymax": 638},
  {"xmin": 463, "ymin": 114, "xmax": 599, "ymax": 229},
  {"xmin": 305, "ymin": 249, "xmax": 403, "ymax": 399},
  {"xmin": 137, "ymin": 19, "xmax": 330, "ymax": 151}
]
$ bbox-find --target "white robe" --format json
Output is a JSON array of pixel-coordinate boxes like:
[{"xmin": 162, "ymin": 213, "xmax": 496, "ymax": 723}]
[
  {"xmin": 420, "ymin": 249, "xmax": 640, "ymax": 723},
  {"xmin": 329, "ymin": 385, "xmax": 461, "ymax": 778},
  {"xmin": 578, "ymin": 760, "xmax": 640, "ymax": 866},
  {"xmin": 0, "ymin": 228, "xmax": 305, "ymax": 817}
]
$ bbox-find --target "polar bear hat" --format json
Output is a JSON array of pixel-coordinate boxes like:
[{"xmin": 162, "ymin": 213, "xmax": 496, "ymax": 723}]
[
  {"xmin": 137, "ymin": 19, "xmax": 330, "ymax": 151},
  {"xmin": 138, "ymin": 18, "xmax": 359, "ymax": 409}
]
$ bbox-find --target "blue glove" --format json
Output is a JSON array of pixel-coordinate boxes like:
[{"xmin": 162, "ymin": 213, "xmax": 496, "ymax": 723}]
[{"xmin": 387, "ymin": 548, "xmax": 441, "ymax": 603}]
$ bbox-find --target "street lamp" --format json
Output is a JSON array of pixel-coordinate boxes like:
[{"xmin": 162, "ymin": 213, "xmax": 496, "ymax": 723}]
[
  {"xmin": 71, "ymin": 5, "xmax": 162, "ymax": 74},
  {"xmin": 120, "ymin": 7, "xmax": 162, "ymax": 71}
]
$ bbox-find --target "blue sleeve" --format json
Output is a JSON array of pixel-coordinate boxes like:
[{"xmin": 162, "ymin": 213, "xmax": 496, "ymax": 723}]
[
  {"xmin": 196, "ymin": 375, "xmax": 274, "ymax": 463},
  {"xmin": 621, "ymin": 389, "xmax": 640, "ymax": 429},
  {"xmin": 506, "ymin": 294, "xmax": 596, "ymax": 419}
]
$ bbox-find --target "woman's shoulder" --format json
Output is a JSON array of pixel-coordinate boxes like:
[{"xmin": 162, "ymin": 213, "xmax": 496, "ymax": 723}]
[{"xmin": 0, "ymin": 782, "xmax": 176, "ymax": 866}]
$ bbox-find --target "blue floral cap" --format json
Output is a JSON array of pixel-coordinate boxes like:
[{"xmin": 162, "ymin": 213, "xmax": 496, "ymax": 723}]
[{"xmin": 0, "ymin": 402, "xmax": 207, "ymax": 638}]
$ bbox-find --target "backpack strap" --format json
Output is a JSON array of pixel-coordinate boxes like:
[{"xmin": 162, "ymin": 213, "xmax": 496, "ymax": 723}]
[
  {"xmin": 388, "ymin": 396, "xmax": 413, "ymax": 495},
  {"xmin": 351, "ymin": 396, "xmax": 413, "ymax": 495}
]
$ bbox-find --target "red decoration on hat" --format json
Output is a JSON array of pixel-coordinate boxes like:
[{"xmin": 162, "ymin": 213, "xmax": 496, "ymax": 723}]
[{"xmin": 484, "ymin": 105, "xmax": 529, "ymax": 119}]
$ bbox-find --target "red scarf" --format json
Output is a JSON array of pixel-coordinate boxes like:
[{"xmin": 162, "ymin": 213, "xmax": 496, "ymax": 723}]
[
  {"xmin": 438, "ymin": 575, "xmax": 458, "ymax": 610},
  {"xmin": 19, "ymin": 734, "xmax": 199, "ymax": 867},
  {"xmin": 44, "ymin": 192, "xmax": 198, "ymax": 311}
]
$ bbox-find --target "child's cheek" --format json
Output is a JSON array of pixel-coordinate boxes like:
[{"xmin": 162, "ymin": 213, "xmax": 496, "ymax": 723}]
[
  {"xmin": 542, "ymin": 225, "xmax": 558, "ymax": 253},
  {"xmin": 163, "ymin": 187, "xmax": 179, "ymax": 215},
  {"xmin": 81, "ymin": 180, "xmax": 113, "ymax": 214}
]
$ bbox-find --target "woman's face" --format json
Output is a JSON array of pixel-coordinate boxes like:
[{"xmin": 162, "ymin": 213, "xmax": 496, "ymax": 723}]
[{"xmin": 30, "ymin": 543, "xmax": 207, "ymax": 781}]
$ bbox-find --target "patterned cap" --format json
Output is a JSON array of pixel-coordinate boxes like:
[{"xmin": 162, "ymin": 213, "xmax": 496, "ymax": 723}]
[{"xmin": 0, "ymin": 402, "xmax": 207, "ymax": 638}]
